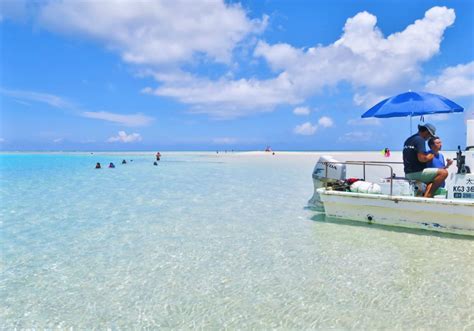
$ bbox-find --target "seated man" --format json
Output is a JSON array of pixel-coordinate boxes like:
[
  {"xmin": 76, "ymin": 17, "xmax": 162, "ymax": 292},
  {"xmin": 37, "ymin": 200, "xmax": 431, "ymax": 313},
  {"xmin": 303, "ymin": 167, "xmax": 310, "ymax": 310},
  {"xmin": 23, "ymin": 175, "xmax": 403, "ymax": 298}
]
[
  {"xmin": 427, "ymin": 136, "xmax": 453, "ymax": 187},
  {"xmin": 402, "ymin": 123, "xmax": 448, "ymax": 198}
]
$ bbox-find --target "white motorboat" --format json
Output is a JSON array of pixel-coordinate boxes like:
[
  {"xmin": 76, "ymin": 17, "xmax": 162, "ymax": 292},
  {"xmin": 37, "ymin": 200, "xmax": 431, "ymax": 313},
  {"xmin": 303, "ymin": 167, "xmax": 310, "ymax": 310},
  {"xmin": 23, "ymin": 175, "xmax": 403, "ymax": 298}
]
[{"xmin": 308, "ymin": 120, "xmax": 474, "ymax": 236}]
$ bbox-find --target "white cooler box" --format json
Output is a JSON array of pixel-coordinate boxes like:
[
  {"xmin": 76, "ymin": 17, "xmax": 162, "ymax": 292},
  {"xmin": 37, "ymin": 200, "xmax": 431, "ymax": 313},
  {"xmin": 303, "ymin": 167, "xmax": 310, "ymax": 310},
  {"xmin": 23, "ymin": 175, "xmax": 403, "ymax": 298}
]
[{"xmin": 379, "ymin": 178, "xmax": 415, "ymax": 196}]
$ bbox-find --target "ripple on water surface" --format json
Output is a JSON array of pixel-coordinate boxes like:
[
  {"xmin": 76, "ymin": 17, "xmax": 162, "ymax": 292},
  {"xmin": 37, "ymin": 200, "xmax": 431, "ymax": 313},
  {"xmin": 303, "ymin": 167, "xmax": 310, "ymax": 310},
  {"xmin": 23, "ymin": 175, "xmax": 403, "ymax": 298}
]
[{"xmin": 1, "ymin": 152, "xmax": 473, "ymax": 329}]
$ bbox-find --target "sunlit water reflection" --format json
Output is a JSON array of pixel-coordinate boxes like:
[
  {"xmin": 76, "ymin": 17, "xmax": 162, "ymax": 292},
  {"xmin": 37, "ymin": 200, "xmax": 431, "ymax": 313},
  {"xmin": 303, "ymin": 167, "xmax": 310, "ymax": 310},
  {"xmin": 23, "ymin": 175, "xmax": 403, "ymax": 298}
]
[{"xmin": 1, "ymin": 152, "xmax": 473, "ymax": 329}]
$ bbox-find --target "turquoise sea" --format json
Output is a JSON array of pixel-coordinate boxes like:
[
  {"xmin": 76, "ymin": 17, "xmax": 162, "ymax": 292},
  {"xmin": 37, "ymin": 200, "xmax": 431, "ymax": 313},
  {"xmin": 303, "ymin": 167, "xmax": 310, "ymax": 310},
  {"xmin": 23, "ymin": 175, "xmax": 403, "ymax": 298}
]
[{"xmin": 1, "ymin": 152, "xmax": 473, "ymax": 329}]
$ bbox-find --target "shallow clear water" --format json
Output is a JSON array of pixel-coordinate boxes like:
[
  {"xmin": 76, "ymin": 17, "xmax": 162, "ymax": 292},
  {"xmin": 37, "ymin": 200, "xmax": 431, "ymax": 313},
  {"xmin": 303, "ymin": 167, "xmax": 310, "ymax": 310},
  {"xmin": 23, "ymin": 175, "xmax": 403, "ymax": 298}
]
[{"xmin": 1, "ymin": 152, "xmax": 473, "ymax": 329}]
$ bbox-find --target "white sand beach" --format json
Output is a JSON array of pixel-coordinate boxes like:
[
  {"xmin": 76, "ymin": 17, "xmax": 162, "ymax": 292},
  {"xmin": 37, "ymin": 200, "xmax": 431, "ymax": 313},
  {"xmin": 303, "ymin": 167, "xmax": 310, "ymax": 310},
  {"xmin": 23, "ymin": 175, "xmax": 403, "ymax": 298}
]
[{"xmin": 213, "ymin": 150, "xmax": 459, "ymax": 181}]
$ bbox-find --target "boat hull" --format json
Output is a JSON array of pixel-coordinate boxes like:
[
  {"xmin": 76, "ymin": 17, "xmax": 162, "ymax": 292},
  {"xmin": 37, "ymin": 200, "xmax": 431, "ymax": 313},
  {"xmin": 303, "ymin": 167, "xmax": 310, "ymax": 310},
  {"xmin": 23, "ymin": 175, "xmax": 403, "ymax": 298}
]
[{"xmin": 317, "ymin": 188, "xmax": 474, "ymax": 236}]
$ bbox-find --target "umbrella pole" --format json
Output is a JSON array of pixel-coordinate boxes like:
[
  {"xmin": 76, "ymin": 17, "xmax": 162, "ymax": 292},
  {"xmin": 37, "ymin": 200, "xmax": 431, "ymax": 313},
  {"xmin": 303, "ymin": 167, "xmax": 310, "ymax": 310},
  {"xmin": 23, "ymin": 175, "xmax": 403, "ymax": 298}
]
[{"xmin": 410, "ymin": 115, "xmax": 412, "ymax": 134}]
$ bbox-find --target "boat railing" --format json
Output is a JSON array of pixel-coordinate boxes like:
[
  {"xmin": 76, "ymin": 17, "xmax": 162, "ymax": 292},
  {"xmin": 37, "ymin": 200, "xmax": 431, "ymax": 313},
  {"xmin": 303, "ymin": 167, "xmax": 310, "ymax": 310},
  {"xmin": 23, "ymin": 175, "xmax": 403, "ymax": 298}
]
[
  {"xmin": 347, "ymin": 160, "xmax": 403, "ymax": 183},
  {"xmin": 322, "ymin": 161, "xmax": 403, "ymax": 196}
]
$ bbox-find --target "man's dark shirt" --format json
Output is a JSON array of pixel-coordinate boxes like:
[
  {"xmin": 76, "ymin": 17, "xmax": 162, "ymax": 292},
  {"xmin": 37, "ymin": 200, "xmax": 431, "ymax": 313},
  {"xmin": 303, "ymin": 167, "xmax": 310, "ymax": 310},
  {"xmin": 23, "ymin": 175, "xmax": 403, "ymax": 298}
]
[{"xmin": 403, "ymin": 133, "xmax": 427, "ymax": 174}]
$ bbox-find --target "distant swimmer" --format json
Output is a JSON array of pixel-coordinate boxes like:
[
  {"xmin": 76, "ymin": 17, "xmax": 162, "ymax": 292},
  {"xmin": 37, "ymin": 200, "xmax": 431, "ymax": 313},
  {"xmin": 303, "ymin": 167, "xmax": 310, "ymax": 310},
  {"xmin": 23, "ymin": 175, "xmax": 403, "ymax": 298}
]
[
  {"xmin": 95, "ymin": 162, "xmax": 101, "ymax": 169},
  {"xmin": 156, "ymin": 152, "xmax": 161, "ymax": 161},
  {"xmin": 153, "ymin": 161, "xmax": 158, "ymax": 166},
  {"xmin": 109, "ymin": 162, "xmax": 115, "ymax": 168},
  {"xmin": 122, "ymin": 159, "xmax": 127, "ymax": 164}
]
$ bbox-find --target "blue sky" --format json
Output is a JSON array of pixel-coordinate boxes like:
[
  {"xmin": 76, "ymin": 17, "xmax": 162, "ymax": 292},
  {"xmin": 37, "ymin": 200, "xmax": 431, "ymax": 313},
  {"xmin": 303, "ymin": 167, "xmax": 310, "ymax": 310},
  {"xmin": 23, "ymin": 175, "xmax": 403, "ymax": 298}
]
[{"xmin": 0, "ymin": 0, "xmax": 473, "ymax": 151}]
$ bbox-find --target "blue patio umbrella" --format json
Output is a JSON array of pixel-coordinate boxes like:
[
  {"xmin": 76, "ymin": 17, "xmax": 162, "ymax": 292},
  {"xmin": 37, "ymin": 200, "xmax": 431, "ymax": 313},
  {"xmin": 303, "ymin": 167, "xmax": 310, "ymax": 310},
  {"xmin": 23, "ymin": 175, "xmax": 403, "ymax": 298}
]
[{"xmin": 361, "ymin": 91, "xmax": 464, "ymax": 132}]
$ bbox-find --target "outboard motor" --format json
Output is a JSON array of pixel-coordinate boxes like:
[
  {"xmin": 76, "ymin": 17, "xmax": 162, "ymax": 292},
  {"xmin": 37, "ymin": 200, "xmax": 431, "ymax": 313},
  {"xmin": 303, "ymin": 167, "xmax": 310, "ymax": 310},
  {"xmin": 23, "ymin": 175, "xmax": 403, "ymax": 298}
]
[
  {"xmin": 446, "ymin": 119, "xmax": 474, "ymax": 200},
  {"xmin": 455, "ymin": 145, "xmax": 470, "ymax": 174},
  {"xmin": 308, "ymin": 155, "xmax": 346, "ymax": 209}
]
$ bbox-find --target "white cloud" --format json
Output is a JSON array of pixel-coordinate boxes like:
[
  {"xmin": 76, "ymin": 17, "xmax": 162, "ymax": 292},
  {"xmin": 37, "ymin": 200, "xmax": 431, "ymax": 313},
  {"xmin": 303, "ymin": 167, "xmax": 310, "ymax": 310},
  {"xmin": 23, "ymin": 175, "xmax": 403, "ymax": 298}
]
[
  {"xmin": 144, "ymin": 73, "xmax": 301, "ymax": 118},
  {"xmin": 347, "ymin": 117, "xmax": 382, "ymax": 126},
  {"xmin": 256, "ymin": 7, "xmax": 454, "ymax": 92},
  {"xmin": 82, "ymin": 111, "xmax": 154, "ymax": 127},
  {"xmin": 339, "ymin": 131, "xmax": 373, "ymax": 142},
  {"xmin": 293, "ymin": 106, "xmax": 311, "ymax": 116},
  {"xmin": 53, "ymin": 138, "xmax": 63, "ymax": 143},
  {"xmin": 425, "ymin": 61, "xmax": 474, "ymax": 98},
  {"xmin": 107, "ymin": 131, "xmax": 142, "ymax": 143},
  {"xmin": 13, "ymin": 99, "xmax": 32, "ymax": 106},
  {"xmin": 0, "ymin": 138, "xmax": 5, "ymax": 143},
  {"xmin": 38, "ymin": 0, "xmax": 268, "ymax": 66},
  {"xmin": 0, "ymin": 88, "xmax": 72, "ymax": 109},
  {"xmin": 353, "ymin": 92, "xmax": 389, "ymax": 108},
  {"xmin": 144, "ymin": 6, "xmax": 456, "ymax": 118},
  {"xmin": 1, "ymin": 88, "xmax": 155, "ymax": 127},
  {"xmin": 318, "ymin": 116, "xmax": 334, "ymax": 128},
  {"xmin": 294, "ymin": 116, "xmax": 334, "ymax": 136},
  {"xmin": 23, "ymin": 4, "xmax": 458, "ymax": 119},
  {"xmin": 294, "ymin": 122, "xmax": 317, "ymax": 135},
  {"xmin": 213, "ymin": 137, "xmax": 237, "ymax": 144}
]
